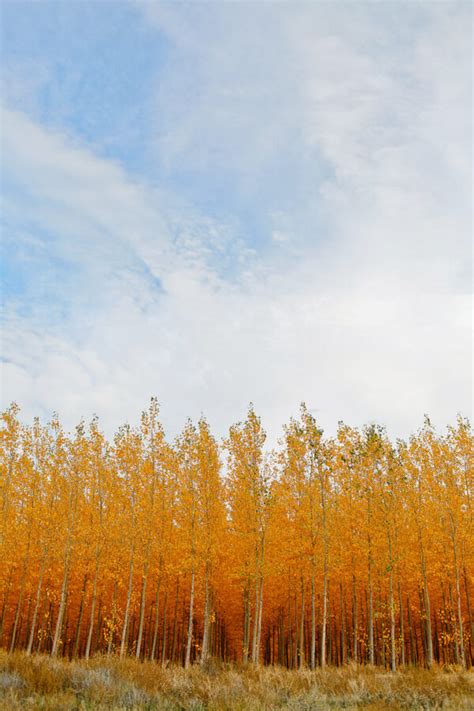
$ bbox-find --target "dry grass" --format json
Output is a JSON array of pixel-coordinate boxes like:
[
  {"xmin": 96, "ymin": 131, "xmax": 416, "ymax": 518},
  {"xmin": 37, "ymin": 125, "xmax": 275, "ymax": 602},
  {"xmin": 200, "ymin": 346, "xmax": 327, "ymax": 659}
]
[{"xmin": 0, "ymin": 651, "xmax": 472, "ymax": 710}]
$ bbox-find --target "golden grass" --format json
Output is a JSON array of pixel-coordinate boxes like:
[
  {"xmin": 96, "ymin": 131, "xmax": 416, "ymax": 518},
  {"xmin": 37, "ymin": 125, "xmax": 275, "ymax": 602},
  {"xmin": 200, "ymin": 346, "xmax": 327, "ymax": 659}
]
[{"xmin": 0, "ymin": 651, "xmax": 472, "ymax": 710}]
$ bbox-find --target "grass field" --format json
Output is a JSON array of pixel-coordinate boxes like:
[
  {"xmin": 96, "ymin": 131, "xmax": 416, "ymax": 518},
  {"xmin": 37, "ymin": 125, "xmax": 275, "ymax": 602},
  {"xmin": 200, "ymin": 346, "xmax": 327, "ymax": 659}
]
[{"xmin": 0, "ymin": 652, "xmax": 472, "ymax": 710}]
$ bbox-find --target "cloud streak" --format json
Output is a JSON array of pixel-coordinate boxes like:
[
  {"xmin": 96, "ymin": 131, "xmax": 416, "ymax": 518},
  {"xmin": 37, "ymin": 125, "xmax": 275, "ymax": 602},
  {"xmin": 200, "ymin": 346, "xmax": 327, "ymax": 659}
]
[{"xmin": 1, "ymin": 1, "xmax": 471, "ymax": 443}]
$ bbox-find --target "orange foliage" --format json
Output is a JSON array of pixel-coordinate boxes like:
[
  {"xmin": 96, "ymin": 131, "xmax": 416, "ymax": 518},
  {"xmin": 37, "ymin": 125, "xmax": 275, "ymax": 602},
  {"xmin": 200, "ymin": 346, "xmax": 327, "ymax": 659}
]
[{"xmin": 0, "ymin": 401, "xmax": 472, "ymax": 668}]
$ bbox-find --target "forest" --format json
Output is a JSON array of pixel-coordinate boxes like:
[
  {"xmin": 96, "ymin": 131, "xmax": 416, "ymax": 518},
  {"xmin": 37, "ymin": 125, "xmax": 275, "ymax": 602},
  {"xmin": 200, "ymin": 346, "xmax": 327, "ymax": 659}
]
[{"xmin": 1, "ymin": 400, "xmax": 472, "ymax": 672}]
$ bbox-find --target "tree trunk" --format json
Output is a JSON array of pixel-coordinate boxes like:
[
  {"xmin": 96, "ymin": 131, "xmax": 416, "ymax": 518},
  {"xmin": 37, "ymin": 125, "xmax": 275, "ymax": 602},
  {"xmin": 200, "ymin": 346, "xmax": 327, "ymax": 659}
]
[
  {"xmin": 243, "ymin": 584, "xmax": 251, "ymax": 664},
  {"xmin": 51, "ymin": 549, "xmax": 71, "ymax": 657},
  {"xmin": 422, "ymin": 576, "xmax": 433, "ymax": 666},
  {"xmin": 321, "ymin": 570, "xmax": 328, "ymax": 667},
  {"xmin": 320, "ymin": 471, "xmax": 329, "ymax": 668},
  {"xmin": 136, "ymin": 554, "xmax": 150, "ymax": 659},
  {"xmin": 256, "ymin": 573, "xmax": 264, "ymax": 662},
  {"xmin": 449, "ymin": 582, "xmax": 460, "ymax": 664},
  {"xmin": 26, "ymin": 559, "xmax": 45, "ymax": 655},
  {"xmin": 200, "ymin": 562, "xmax": 211, "ymax": 665},
  {"xmin": 251, "ymin": 562, "xmax": 260, "ymax": 663},
  {"xmin": 161, "ymin": 590, "xmax": 168, "ymax": 667},
  {"xmin": 299, "ymin": 576, "xmax": 305, "ymax": 668},
  {"xmin": 150, "ymin": 577, "xmax": 162, "ymax": 661},
  {"xmin": 368, "ymin": 575, "xmax": 374, "ymax": 664},
  {"xmin": 416, "ymin": 512, "xmax": 433, "ymax": 667},
  {"xmin": 107, "ymin": 580, "xmax": 118, "ymax": 655},
  {"xmin": 352, "ymin": 574, "xmax": 358, "ymax": 663},
  {"xmin": 340, "ymin": 582, "xmax": 346, "ymax": 665},
  {"xmin": 171, "ymin": 577, "xmax": 180, "ymax": 663},
  {"xmin": 185, "ymin": 567, "xmax": 195, "ymax": 668},
  {"xmin": 398, "ymin": 580, "xmax": 405, "ymax": 666},
  {"xmin": 450, "ymin": 513, "xmax": 466, "ymax": 667},
  {"xmin": 388, "ymin": 531, "xmax": 396, "ymax": 672},
  {"xmin": 407, "ymin": 596, "xmax": 415, "ymax": 665},
  {"xmin": 85, "ymin": 557, "xmax": 99, "ymax": 660},
  {"xmin": 463, "ymin": 561, "xmax": 473, "ymax": 666},
  {"xmin": 120, "ymin": 549, "xmax": 134, "ymax": 657},
  {"xmin": 311, "ymin": 567, "xmax": 316, "ymax": 669},
  {"xmin": 288, "ymin": 583, "xmax": 293, "ymax": 668},
  {"xmin": 73, "ymin": 575, "xmax": 88, "ymax": 657}
]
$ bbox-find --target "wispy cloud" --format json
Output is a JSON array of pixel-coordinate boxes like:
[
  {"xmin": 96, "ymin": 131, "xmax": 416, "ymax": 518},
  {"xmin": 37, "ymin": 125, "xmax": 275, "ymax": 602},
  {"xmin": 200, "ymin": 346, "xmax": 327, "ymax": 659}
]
[{"xmin": 1, "ymin": 1, "xmax": 471, "ymax": 442}]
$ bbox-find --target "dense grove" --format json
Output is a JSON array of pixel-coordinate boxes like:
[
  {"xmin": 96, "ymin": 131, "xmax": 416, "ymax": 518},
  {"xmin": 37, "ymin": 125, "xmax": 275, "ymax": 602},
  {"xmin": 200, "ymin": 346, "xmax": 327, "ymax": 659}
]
[{"xmin": 0, "ymin": 401, "xmax": 472, "ymax": 670}]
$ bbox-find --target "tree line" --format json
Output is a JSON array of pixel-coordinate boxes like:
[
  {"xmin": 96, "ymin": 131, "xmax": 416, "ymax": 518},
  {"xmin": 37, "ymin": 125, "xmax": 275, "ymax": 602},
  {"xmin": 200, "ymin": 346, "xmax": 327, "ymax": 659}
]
[{"xmin": 1, "ymin": 400, "xmax": 472, "ymax": 669}]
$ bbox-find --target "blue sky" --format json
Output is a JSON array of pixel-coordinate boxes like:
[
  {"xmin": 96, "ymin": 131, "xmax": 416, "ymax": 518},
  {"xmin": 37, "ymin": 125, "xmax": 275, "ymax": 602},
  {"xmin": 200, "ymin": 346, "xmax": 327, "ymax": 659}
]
[
  {"xmin": 1, "ymin": 1, "xmax": 472, "ymax": 442},
  {"xmin": 1, "ymin": 1, "xmax": 161, "ymax": 164}
]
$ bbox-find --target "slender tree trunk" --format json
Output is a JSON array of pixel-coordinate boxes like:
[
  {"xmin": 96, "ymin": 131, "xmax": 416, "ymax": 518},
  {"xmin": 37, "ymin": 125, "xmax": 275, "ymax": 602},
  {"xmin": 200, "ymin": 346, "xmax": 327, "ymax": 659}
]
[
  {"xmin": 107, "ymin": 580, "xmax": 118, "ymax": 655},
  {"xmin": 26, "ymin": 556, "xmax": 46, "ymax": 655},
  {"xmin": 352, "ymin": 573, "xmax": 358, "ymax": 663},
  {"xmin": 368, "ymin": 576, "xmax": 374, "ymax": 664},
  {"xmin": 463, "ymin": 561, "xmax": 473, "ymax": 666},
  {"xmin": 449, "ymin": 582, "xmax": 460, "ymax": 664},
  {"xmin": 200, "ymin": 561, "xmax": 211, "ymax": 665},
  {"xmin": 398, "ymin": 580, "xmax": 405, "ymax": 666},
  {"xmin": 73, "ymin": 574, "xmax": 88, "ymax": 657},
  {"xmin": 311, "ymin": 566, "xmax": 316, "ymax": 669},
  {"xmin": 22, "ymin": 597, "xmax": 32, "ymax": 649},
  {"xmin": 416, "ymin": 517, "xmax": 433, "ymax": 667},
  {"xmin": 95, "ymin": 598, "xmax": 103, "ymax": 652},
  {"xmin": 161, "ymin": 590, "xmax": 168, "ymax": 667},
  {"xmin": 299, "ymin": 576, "xmax": 305, "ymax": 668},
  {"xmin": 185, "ymin": 567, "xmax": 195, "ymax": 668},
  {"xmin": 52, "ymin": 471, "xmax": 78, "ymax": 659},
  {"xmin": 33, "ymin": 598, "xmax": 45, "ymax": 654},
  {"xmin": 278, "ymin": 609, "xmax": 285, "ymax": 666},
  {"xmin": 85, "ymin": 556, "xmax": 100, "ymax": 660},
  {"xmin": 321, "ymin": 569, "xmax": 328, "ymax": 667},
  {"xmin": 256, "ymin": 573, "xmax": 264, "ymax": 661},
  {"xmin": 340, "ymin": 582, "xmax": 346, "ymax": 665},
  {"xmin": 387, "ymin": 530, "xmax": 396, "ymax": 672},
  {"xmin": 422, "ymin": 577, "xmax": 433, "ymax": 666},
  {"xmin": 120, "ymin": 548, "xmax": 134, "ymax": 657},
  {"xmin": 293, "ymin": 591, "xmax": 298, "ymax": 668},
  {"xmin": 136, "ymin": 553, "xmax": 150, "ymax": 659},
  {"xmin": 418, "ymin": 586, "xmax": 428, "ymax": 662},
  {"xmin": 171, "ymin": 577, "xmax": 180, "ymax": 663},
  {"xmin": 407, "ymin": 596, "xmax": 415, "ymax": 665},
  {"xmin": 288, "ymin": 582, "xmax": 293, "ymax": 668},
  {"xmin": 243, "ymin": 583, "xmax": 250, "ymax": 664},
  {"xmin": 327, "ymin": 591, "xmax": 333, "ymax": 664},
  {"xmin": 320, "ymin": 469, "xmax": 329, "ymax": 669},
  {"xmin": 251, "ymin": 554, "xmax": 260, "ymax": 663},
  {"xmin": 150, "ymin": 577, "xmax": 162, "ymax": 661},
  {"xmin": 450, "ymin": 514, "xmax": 466, "ymax": 667},
  {"xmin": 51, "ymin": 549, "xmax": 71, "ymax": 657}
]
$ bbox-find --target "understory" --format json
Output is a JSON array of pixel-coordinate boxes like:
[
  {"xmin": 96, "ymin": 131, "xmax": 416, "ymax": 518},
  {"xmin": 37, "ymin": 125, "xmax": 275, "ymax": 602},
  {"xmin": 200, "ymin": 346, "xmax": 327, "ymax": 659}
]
[{"xmin": 0, "ymin": 651, "xmax": 472, "ymax": 710}]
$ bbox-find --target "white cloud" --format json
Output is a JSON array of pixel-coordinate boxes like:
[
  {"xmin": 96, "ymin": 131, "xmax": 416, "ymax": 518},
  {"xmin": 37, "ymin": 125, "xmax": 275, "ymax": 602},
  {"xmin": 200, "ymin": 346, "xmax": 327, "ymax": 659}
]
[
  {"xmin": 137, "ymin": 2, "xmax": 471, "ymax": 301},
  {"xmin": 1, "ymin": 2, "xmax": 472, "ymax": 444}
]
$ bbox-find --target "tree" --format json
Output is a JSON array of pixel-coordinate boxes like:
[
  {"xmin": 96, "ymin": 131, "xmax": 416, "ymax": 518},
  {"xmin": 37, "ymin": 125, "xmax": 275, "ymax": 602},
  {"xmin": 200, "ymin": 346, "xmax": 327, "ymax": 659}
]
[{"xmin": 225, "ymin": 406, "xmax": 269, "ymax": 664}]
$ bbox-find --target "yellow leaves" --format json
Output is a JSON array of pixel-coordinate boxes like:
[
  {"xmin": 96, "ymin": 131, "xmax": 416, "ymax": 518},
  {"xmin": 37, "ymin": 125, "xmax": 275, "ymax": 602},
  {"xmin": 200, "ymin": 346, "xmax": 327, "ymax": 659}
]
[{"xmin": 2, "ymin": 403, "xmax": 472, "ymax": 667}]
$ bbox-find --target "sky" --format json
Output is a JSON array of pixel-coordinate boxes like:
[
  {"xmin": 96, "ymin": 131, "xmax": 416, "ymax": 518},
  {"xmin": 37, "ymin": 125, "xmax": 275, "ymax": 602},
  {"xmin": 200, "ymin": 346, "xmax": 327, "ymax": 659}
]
[{"xmin": 1, "ymin": 1, "xmax": 472, "ymax": 445}]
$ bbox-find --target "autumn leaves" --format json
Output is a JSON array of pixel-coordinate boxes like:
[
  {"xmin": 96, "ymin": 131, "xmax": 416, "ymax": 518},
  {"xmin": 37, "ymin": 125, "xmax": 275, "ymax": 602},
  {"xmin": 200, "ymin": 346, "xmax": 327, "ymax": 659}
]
[{"xmin": 0, "ymin": 401, "xmax": 472, "ymax": 669}]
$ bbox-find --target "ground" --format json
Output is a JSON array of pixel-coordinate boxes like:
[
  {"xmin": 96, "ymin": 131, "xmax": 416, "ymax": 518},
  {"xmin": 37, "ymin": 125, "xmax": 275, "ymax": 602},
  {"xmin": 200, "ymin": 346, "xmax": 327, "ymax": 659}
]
[{"xmin": 0, "ymin": 652, "xmax": 472, "ymax": 710}]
